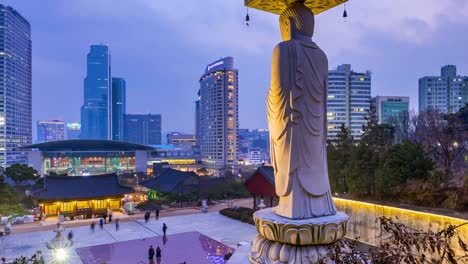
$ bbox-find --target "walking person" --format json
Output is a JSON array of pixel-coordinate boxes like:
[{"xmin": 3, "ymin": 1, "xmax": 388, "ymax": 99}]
[
  {"xmin": 115, "ymin": 218, "xmax": 120, "ymax": 231},
  {"xmin": 162, "ymin": 223, "xmax": 167, "ymax": 236},
  {"xmin": 108, "ymin": 209, "xmax": 113, "ymax": 223},
  {"xmin": 148, "ymin": 245, "xmax": 155, "ymax": 260},
  {"xmin": 90, "ymin": 221, "xmax": 95, "ymax": 232},
  {"xmin": 156, "ymin": 246, "xmax": 162, "ymax": 258},
  {"xmin": 155, "ymin": 208, "xmax": 159, "ymax": 220},
  {"xmin": 99, "ymin": 217, "xmax": 104, "ymax": 230},
  {"xmin": 145, "ymin": 212, "xmax": 150, "ymax": 223},
  {"xmin": 67, "ymin": 230, "xmax": 74, "ymax": 241}
]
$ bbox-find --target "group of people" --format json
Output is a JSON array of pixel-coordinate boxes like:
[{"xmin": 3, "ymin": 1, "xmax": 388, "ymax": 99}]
[
  {"xmin": 148, "ymin": 245, "xmax": 162, "ymax": 260},
  {"xmin": 89, "ymin": 215, "xmax": 120, "ymax": 232},
  {"xmin": 144, "ymin": 209, "xmax": 160, "ymax": 223}
]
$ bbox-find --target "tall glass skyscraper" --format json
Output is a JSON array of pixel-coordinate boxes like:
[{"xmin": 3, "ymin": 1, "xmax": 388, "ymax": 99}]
[
  {"xmin": 419, "ymin": 65, "xmax": 467, "ymax": 113},
  {"xmin": 37, "ymin": 120, "xmax": 64, "ymax": 143},
  {"xmin": 111, "ymin": 77, "xmax": 126, "ymax": 141},
  {"xmin": 327, "ymin": 64, "xmax": 371, "ymax": 140},
  {"xmin": 66, "ymin": 123, "xmax": 81, "ymax": 140},
  {"xmin": 80, "ymin": 44, "xmax": 111, "ymax": 140},
  {"xmin": 196, "ymin": 57, "xmax": 239, "ymax": 175},
  {"xmin": 0, "ymin": 5, "xmax": 32, "ymax": 167},
  {"xmin": 124, "ymin": 114, "xmax": 161, "ymax": 145}
]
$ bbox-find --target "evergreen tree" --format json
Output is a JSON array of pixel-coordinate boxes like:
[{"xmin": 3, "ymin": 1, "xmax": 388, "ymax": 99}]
[{"xmin": 327, "ymin": 124, "xmax": 354, "ymax": 193}]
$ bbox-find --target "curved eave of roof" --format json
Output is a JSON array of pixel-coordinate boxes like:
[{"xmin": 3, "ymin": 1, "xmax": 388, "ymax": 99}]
[
  {"xmin": 22, "ymin": 139, "xmax": 155, "ymax": 151},
  {"xmin": 31, "ymin": 174, "xmax": 134, "ymax": 201},
  {"xmin": 245, "ymin": 166, "xmax": 275, "ymax": 186}
]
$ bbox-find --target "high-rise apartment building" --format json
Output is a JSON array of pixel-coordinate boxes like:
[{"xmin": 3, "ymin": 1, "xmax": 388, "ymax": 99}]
[
  {"xmin": 111, "ymin": 77, "xmax": 126, "ymax": 141},
  {"xmin": 371, "ymin": 96, "xmax": 409, "ymax": 124},
  {"xmin": 196, "ymin": 57, "xmax": 239, "ymax": 175},
  {"xmin": 419, "ymin": 65, "xmax": 468, "ymax": 113},
  {"xmin": 66, "ymin": 123, "xmax": 81, "ymax": 140},
  {"xmin": 124, "ymin": 114, "xmax": 161, "ymax": 145},
  {"xmin": 0, "ymin": 5, "xmax": 32, "ymax": 166},
  {"xmin": 327, "ymin": 64, "xmax": 371, "ymax": 140},
  {"xmin": 80, "ymin": 44, "xmax": 111, "ymax": 140},
  {"xmin": 37, "ymin": 120, "xmax": 64, "ymax": 143}
]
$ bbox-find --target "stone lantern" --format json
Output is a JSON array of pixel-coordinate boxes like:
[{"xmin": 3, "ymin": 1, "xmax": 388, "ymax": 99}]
[{"xmin": 46, "ymin": 222, "xmax": 72, "ymax": 264}]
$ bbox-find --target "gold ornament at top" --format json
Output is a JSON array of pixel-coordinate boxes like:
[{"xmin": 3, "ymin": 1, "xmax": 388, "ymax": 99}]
[{"xmin": 245, "ymin": 0, "xmax": 347, "ymax": 15}]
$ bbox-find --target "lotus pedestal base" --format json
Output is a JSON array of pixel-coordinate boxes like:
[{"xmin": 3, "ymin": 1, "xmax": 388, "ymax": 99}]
[{"xmin": 248, "ymin": 208, "xmax": 349, "ymax": 264}]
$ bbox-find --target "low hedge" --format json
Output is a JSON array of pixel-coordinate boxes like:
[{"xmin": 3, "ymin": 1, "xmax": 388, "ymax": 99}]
[{"xmin": 219, "ymin": 206, "xmax": 255, "ymax": 225}]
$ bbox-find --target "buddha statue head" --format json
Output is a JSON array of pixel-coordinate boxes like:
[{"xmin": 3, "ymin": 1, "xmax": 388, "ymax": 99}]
[{"xmin": 279, "ymin": 1, "xmax": 315, "ymax": 41}]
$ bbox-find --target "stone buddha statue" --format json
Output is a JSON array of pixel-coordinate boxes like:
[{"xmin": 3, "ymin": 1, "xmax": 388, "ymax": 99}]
[{"xmin": 268, "ymin": 1, "xmax": 337, "ymax": 219}]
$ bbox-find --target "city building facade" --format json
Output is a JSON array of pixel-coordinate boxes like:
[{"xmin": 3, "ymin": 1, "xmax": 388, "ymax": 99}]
[
  {"xmin": 111, "ymin": 77, "xmax": 126, "ymax": 141},
  {"xmin": 327, "ymin": 64, "xmax": 371, "ymax": 140},
  {"xmin": 124, "ymin": 114, "xmax": 161, "ymax": 145},
  {"xmin": 167, "ymin": 132, "xmax": 196, "ymax": 150},
  {"xmin": 419, "ymin": 65, "xmax": 468, "ymax": 113},
  {"xmin": 80, "ymin": 44, "xmax": 111, "ymax": 140},
  {"xmin": 26, "ymin": 140, "xmax": 152, "ymax": 176},
  {"xmin": 196, "ymin": 57, "xmax": 239, "ymax": 175},
  {"xmin": 0, "ymin": 5, "xmax": 32, "ymax": 167},
  {"xmin": 37, "ymin": 120, "xmax": 65, "ymax": 143},
  {"xmin": 238, "ymin": 129, "xmax": 270, "ymax": 165},
  {"xmin": 66, "ymin": 123, "xmax": 81, "ymax": 140},
  {"xmin": 371, "ymin": 96, "xmax": 410, "ymax": 124}
]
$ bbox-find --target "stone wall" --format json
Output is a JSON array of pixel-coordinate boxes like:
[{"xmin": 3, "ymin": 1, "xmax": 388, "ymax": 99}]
[{"xmin": 334, "ymin": 198, "xmax": 468, "ymax": 256}]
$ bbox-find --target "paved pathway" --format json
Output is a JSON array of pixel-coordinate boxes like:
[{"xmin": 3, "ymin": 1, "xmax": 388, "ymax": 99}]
[
  {"xmin": 0, "ymin": 211, "xmax": 256, "ymax": 264},
  {"xmin": 7, "ymin": 198, "xmax": 253, "ymax": 235}
]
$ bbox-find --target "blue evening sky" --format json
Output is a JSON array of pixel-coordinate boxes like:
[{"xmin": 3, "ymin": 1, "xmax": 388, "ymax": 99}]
[{"xmin": 4, "ymin": 0, "xmax": 468, "ymax": 138}]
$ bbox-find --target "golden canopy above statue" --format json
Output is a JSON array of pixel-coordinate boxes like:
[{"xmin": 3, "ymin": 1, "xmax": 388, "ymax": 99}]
[{"xmin": 245, "ymin": 0, "xmax": 347, "ymax": 15}]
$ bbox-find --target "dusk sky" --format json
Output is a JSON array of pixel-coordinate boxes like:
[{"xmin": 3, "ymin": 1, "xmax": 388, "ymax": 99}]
[{"xmin": 5, "ymin": 0, "xmax": 468, "ymax": 139}]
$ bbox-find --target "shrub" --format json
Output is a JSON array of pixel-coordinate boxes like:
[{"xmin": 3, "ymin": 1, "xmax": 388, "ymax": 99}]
[{"xmin": 219, "ymin": 207, "xmax": 255, "ymax": 225}]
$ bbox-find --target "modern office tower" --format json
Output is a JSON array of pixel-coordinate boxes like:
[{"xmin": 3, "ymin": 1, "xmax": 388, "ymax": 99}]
[
  {"xmin": 167, "ymin": 132, "xmax": 196, "ymax": 150},
  {"xmin": 419, "ymin": 65, "xmax": 468, "ymax": 113},
  {"xmin": 371, "ymin": 96, "xmax": 410, "ymax": 124},
  {"xmin": 327, "ymin": 64, "xmax": 371, "ymax": 140},
  {"xmin": 124, "ymin": 114, "xmax": 162, "ymax": 145},
  {"xmin": 80, "ymin": 44, "xmax": 111, "ymax": 140},
  {"xmin": 111, "ymin": 77, "xmax": 126, "ymax": 141},
  {"xmin": 37, "ymin": 120, "xmax": 65, "ymax": 143},
  {"xmin": 196, "ymin": 57, "xmax": 239, "ymax": 175},
  {"xmin": 0, "ymin": 5, "xmax": 32, "ymax": 167},
  {"xmin": 66, "ymin": 123, "xmax": 81, "ymax": 140}
]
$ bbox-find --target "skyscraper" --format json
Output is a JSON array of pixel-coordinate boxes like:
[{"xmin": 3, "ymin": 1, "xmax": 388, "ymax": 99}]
[
  {"xmin": 0, "ymin": 5, "xmax": 32, "ymax": 167},
  {"xmin": 196, "ymin": 57, "xmax": 239, "ymax": 175},
  {"xmin": 371, "ymin": 96, "xmax": 409, "ymax": 124},
  {"xmin": 80, "ymin": 44, "xmax": 111, "ymax": 140},
  {"xmin": 111, "ymin": 77, "xmax": 126, "ymax": 141},
  {"xmin": 419, "ymin": 65, "xmax": 468, "ymax": 113},
  {"xmin": 124, "ymin": 114, "xmax": 161, "ymax": 145},
  {"xmin": 327, "ymin": 64, "xmax": 371, "ymax": 140},
  {"xmin": 66, "ymin": 123, "xmax": 81, "ymax": 140},
  {"xmin": 37, "ymin": 120, "xmax": 65, "ymax": 143}
]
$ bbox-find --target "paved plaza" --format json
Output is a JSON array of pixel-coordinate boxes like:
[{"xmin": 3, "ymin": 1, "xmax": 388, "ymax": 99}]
[{"xmin": 0, "ymin": 212, "xmax": 256, "ymax": 264}]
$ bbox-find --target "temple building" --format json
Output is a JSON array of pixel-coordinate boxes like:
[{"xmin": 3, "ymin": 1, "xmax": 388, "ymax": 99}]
[
  {"xmin": 31, "ymin": 174, "xmax": 133, "ymax": 219},
  {"xmin": 244, "ymin": 166, "xmax": 277, "ymax": 209}
]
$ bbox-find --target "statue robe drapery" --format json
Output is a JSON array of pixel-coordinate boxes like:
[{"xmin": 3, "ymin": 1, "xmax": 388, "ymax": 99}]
[{"xmin": 267, "ymin": 39, "xmax": 337, "ymax": 219}]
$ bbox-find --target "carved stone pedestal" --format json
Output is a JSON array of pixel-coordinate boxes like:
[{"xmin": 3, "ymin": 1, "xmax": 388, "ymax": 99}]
[{"xmin": 249, "ymin": 208, "xmax": 349, "ymax": 264}]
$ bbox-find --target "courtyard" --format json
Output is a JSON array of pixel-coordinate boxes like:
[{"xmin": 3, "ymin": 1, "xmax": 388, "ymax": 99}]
[{"xmin": 0, "ymin": 212, "xmax": 256, "ymax": 263}]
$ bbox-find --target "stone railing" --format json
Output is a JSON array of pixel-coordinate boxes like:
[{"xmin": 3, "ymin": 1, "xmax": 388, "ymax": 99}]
[{"xmin": 334, "ymin": 197, "xmax": 468, "ymax": 256}]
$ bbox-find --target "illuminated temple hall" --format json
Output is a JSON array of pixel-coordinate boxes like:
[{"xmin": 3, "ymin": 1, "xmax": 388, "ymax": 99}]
[
  {"xmin": 25, "ymin": 139, "xmax": 154, "ymax": 176},
  {"xmin": 31, "ymin": 174, "xmax": 133, "ymax": 219}
]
